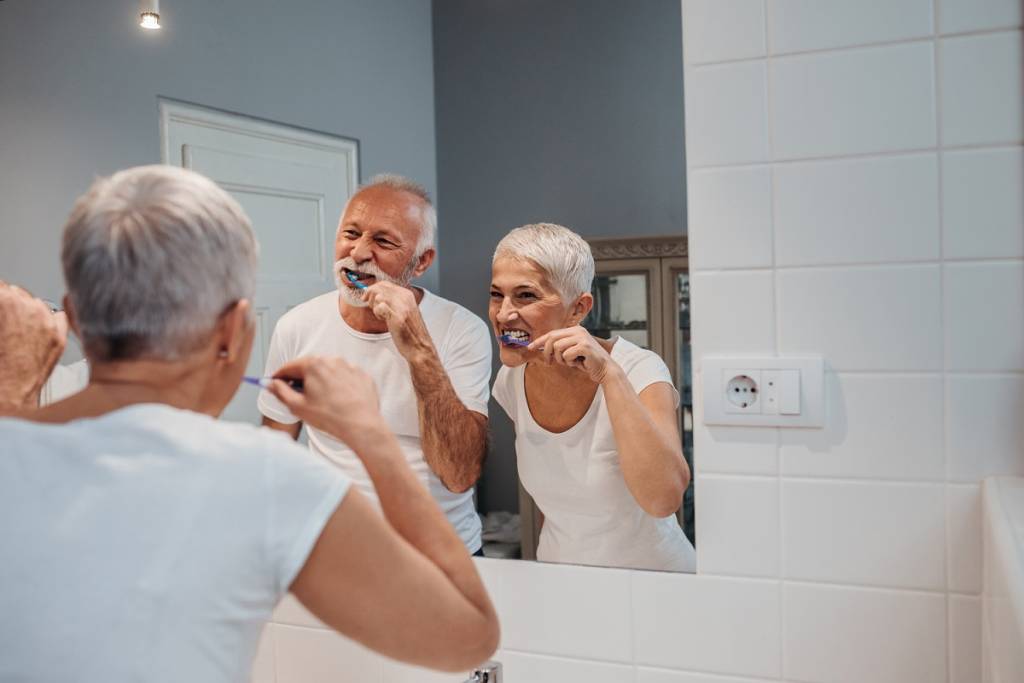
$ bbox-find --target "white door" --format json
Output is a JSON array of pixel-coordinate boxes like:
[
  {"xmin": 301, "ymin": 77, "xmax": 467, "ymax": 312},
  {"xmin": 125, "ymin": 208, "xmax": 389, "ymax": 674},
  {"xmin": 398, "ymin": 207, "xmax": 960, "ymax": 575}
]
[{"xmin": 160, "ymin": 99, "xmax": 358, "ymax": 423}]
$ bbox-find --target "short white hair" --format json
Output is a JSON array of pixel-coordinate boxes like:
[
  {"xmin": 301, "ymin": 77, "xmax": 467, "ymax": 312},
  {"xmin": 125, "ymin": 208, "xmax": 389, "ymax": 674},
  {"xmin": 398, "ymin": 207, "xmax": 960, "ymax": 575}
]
[
  {"xmin": 340, "ymin": 173, "xmax": 437, "ymax": 257},
  {"xmin": 61, "ymin": 165, "xmax": 258, "ymax": 361},
  {"xmin": 493, "ymin": 223, "xmax": 595, "ymax": 302}
]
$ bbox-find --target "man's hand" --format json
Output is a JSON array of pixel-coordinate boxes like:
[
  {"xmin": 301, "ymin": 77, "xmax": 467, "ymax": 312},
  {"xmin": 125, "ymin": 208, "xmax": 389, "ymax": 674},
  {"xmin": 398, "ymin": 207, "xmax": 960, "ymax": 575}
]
[
  {"xmin": 0, "ymin": 282, "xmax": 68, "ymax": 413},
  {"xmin": 361, "ymin": 282, "xmax": 434, "ymax": 360},
  {"xmin": 267, "ymin": 356, "xmax": 386, "ymax": 450}
]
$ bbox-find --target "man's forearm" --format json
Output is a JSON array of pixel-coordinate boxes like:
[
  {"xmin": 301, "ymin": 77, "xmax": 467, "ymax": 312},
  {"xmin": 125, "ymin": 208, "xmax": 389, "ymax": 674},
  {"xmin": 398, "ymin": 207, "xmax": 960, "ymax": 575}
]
[{"xmin": 407, "ymin": 350, "xmax": 487, "ymax": 494}]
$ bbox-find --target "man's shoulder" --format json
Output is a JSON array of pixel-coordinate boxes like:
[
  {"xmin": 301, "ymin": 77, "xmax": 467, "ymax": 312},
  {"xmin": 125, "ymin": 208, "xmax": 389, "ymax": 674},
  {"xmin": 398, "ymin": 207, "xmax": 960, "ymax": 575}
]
[
  {"xmin": 421, "ymin": 290, "xmax": 488, "ymax": 335},
  {"xmin": 275, "ymin": 291, "xmax": 339, "ymax": 332}
]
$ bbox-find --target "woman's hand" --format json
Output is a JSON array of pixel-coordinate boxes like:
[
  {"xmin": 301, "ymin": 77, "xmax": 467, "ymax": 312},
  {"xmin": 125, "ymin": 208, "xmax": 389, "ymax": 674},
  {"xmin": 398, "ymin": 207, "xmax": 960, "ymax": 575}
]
[
  {"xmin": 527, "ymin": 326, "xmax": 616, "ymax": 384},
  {"xmin": 267, "ymin": 356, "xmax": 385, "ymax": 449}
]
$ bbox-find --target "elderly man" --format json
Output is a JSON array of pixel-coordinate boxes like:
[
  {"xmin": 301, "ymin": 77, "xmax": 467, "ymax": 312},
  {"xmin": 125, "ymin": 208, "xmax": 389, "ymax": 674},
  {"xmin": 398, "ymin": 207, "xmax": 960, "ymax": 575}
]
[{"xmin": 259, "ymin": 174, "xmax": 490, "ymax": 553}]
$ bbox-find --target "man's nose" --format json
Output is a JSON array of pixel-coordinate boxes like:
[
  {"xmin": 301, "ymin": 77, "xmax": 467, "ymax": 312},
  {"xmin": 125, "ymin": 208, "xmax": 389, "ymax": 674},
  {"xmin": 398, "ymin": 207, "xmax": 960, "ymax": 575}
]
[{"xmin": 350, "ymin": 236, "xmax": 373, "ymax": 263}]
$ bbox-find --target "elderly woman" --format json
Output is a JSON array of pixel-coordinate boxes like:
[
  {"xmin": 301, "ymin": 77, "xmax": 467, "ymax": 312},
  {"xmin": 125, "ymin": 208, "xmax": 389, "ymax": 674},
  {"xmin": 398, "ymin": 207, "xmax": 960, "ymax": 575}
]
[
  {"xmin": 489, "ymin": 223, "xmax": 696, "ymax": 572},
  {"xmin": 0, "ymin": 166, "xmax": 497, "ymax": 681}
]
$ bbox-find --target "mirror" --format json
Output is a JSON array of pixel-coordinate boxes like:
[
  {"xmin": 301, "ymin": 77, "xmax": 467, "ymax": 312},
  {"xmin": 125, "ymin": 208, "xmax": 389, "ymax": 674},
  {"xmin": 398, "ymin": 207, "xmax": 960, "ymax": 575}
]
[{"xmin": 5, "ymin": 0, "xmax": 692, "ymax": 573}]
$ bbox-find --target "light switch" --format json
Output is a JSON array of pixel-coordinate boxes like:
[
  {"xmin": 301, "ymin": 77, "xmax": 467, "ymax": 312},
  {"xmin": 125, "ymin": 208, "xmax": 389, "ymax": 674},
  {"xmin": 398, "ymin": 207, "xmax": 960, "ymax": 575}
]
[{"xmin": 779, "ymin": 369, "xmax": 801, "ymax": 415}]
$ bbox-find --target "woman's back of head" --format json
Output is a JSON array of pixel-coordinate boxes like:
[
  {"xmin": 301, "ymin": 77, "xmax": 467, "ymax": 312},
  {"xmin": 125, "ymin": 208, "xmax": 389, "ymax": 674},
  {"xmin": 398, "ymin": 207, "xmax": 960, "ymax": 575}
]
[{"xmin": 61, "ymin": 165, "xmax": 258, "ymax": 362}]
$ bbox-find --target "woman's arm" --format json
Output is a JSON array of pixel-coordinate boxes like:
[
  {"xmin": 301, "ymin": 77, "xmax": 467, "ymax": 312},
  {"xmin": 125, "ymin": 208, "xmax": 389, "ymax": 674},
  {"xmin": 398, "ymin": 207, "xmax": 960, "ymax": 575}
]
[
  {"xmin": 531, "ymin": 327, "xmax": 689, "ymax": 518},
  {"xmin": 269, "ymin": 357, "xmax": 499, "ymax": 672}
]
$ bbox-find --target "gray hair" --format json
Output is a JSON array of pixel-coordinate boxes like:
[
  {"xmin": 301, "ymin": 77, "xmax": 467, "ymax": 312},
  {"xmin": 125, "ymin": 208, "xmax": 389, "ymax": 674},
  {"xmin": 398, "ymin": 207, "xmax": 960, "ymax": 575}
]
[
  {"xmin": 341, "ymin": 173, "xmax": 437, "ymax": 257},
  {"xmin": 61, "ymin": 165, "xmax": 258, "ymax": 361},
  {"xmin": 493, "ymin": 223, "xmax": 595, "ymax": 302}
]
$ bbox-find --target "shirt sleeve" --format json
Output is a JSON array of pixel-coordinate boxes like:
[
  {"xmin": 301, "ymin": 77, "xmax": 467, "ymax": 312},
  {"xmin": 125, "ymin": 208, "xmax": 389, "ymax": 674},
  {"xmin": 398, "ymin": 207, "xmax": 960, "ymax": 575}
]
[
  {"xmin": 257, "ymin": 318, "xmax": 299, "ymax": 424},
  {"xmin": 442, "ymin": 311, "xmax": 493, "ymax": 416},
  {"xmin": 624, "ymin": 348, "xmax": 681, "ymax": 409},
  {"xmin": 264, "ymin": 435, "xmax": 351, "ymax": 594},
  {"xmin": 491, "ymin": 366, "xmax": 515, "ymax": 420}
]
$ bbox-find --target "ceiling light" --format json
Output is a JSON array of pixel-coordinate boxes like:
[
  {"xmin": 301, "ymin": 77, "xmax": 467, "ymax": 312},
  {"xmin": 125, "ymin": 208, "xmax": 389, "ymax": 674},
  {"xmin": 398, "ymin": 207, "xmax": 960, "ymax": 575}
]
[{"xmin": 140, "ymin": 0, "xmax": 161, "ymax": 30}]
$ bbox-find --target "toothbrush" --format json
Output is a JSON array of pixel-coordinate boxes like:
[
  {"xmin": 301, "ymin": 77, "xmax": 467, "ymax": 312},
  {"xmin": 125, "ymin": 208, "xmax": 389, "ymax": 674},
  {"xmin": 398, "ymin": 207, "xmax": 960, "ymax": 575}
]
[
  {"xmin": 498, "ymin": 335, "xmax": 530, "ymax": 348},
  {"xmin": 345, "ymin": 271, "xmax": 368, "ymax": 290},
  {"xmin": 243, "ymin": 376, "xmax": 304, "ymax": 392}
]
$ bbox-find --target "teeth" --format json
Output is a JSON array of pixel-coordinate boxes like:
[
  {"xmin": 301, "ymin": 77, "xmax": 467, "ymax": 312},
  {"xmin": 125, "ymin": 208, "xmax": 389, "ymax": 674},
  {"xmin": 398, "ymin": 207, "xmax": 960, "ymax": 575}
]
[{"xmin": 503, "ymin": 329, "xmax": 529, "ymax": 340}]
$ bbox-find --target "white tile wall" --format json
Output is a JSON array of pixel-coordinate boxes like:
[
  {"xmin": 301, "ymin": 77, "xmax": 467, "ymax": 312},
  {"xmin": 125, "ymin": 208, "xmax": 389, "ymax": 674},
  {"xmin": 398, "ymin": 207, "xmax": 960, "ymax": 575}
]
[
  {"xmin": 940, "ymin": 31, "xmax": 1024, "ymax": 147},
  {"xmin": 768, "ymin": 0, "xmax": 933, "ymax": 54},
  {"xmin": 633, "ymin": 573, "xmax": 781, "ymax": 678},
  {"xmin": 773, "ymin": 153, "xmax": 940, "ymax": 266},
  {"xmin": 943, "ymin": 147, "xmax": 1024, "ymax": 259},
  {"xmin": 688, "ymin": 167, "xmax": 774, "ymax": 270},
  {"xmin": 682, "ymin": 0, "xmax": 767, "ymax": 64},
  {"xmin": 950, "ymin": 595, "xmax": 983, "ymax": 683},
  {"xmin": 770, "ymin": 43, "xmax": 936, "ymax": 159},
  {"xmin": 776, "ymin": 265, "xmax": 943, "ymax": 371},
  {"xmin": 685, "ymin": 62, "xmax": 770, "ymax": 167},
  {"xmin": 783, "ymin": 582, "xmax": 948, "ymax": 683},
  {"xmin": 781, "ymin": 373, "xmax": 945, "ymax": 481},
  {"xmin": 947, "ymin": 484, "xmax": 983, "ymax": 594},
  {"xmin": 945, "ymin": 262, "xmax": 1024, "ymax": 371},
  {"xmin": 781, "ymin": 479, "xmax": 946, "ymax": 590},
  {"xmin": 947, "ymin": 375, "xmax": 1024, "ymax": 482},
  {"xmin": 695, "ymin": 476, "xmax": 779, "ymax": 577},
  {"xmin": 939, "ymin": 0, "xmax": 1023, "ymax": 34},
  {"xmin": 263, "ymin": 3, "xmax": 1024, "ymax": 682},
  {"xmin": 501, "ymin": 652, "xmax": 635, "ymax": 683}
]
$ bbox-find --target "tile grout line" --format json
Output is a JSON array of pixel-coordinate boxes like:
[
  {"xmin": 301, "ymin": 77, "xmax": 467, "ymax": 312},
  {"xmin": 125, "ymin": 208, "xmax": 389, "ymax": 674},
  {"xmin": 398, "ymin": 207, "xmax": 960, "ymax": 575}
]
[{"xmin": 691, "ymin": 255, "xmax": 1024, "ymax": 275}]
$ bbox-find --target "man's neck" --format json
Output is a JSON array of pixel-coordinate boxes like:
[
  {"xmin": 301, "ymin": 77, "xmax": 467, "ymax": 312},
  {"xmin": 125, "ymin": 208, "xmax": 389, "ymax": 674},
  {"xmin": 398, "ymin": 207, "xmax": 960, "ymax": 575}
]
[{"xmin": 338, "ymin": 286, "xmax": 425, "ymax": 334}]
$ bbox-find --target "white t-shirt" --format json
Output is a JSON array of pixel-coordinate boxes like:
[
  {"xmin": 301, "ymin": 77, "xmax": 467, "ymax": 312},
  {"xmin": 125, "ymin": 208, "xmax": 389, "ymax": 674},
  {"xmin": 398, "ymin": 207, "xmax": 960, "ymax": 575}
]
[
  {"xmin": 258, "ymin": 289, "xmax": 490, "ymax": 552},
  {"xmin": 0, "ymin": 404, "xmax": 350, "ymax": 683},
  {"xmin": 493, "ymin": 337, "xmax": 696, "ymax": 572}
]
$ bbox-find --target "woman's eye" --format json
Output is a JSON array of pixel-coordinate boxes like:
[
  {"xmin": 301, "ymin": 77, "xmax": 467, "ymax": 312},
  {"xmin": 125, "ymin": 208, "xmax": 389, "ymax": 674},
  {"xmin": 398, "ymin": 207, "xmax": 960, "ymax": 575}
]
[
  {"xmin": 489, "ymin": 291, "xmax": 502, "ymax": 299},
  {"xmin": 518, "ymin": 292, "xmax": 537, "ymax": 300}
]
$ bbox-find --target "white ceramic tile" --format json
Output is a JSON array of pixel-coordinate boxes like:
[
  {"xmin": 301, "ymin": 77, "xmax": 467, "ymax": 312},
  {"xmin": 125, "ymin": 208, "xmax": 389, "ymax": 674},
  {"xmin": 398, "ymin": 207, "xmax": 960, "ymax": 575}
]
[
  {"xmin": 943, "ymin": 147, "xmax": 1024, "ymax": 260},
  {"xmin": 637, "ymin": 668, "xmax": 776, "ymax": 683},
  {"xmin": 696, "ymin": 476, "xmax": 780, "ymax": 577},
  {"xmin": 685, "ymin": 62, "xmax": 770, "ymax": 167},
  {"xmin": 983, "ymin": 478, "xmax": 1024, "ymax": 683},
  {"xmin": 473, "ymin": 556, "xmax": 504, "ymax": 645},
  {"xmin": 768, "ymin": 0, "xmax": 933, "ymax": 54},
  {"xmin": 940, "ymin": 0, "xmax": 1023, "ymax": 34},
  {"xmin": 272, "ymin": 592, "xmax": 327, "ymax": 629},
  {"xmin": 251, "ymin": 623, "xmax": 276, "ymax": 683},
  {"xmin": 777, "ymin": 265, "xmax": 942, "ymax": 371},
  {"xmin": 694, "ymin": 419, "xmax": 779, "ymax": 476},
  {"xmin": 275, "ymin": 624, "xmax": 383, "ymax": 683},
  {"xmin": 946, "ymin": 262, "xmax": 1024, "ymax": 371},
  {"xmin": 774, "ymin": 153, "xmax": 940, "ymax": 266},
  {"xmin": 783, "ymin": 583, "xmax": 947, "ymax": 683},
  {"xmin": 633, "ymin": 573, "xmax": 781, "ymax": 678},
  {"xmin": 500, "ymin": 652, "xmax": 634, "ymax": 683},
  {"xmin": 498, "ymin": 561, "xmax": 633, "ymax": 662},
  {"xmin": 782, "ymin": 480, "xmax": 946, "ymax": 590},
  {"xmin": 771, "ymin": 43, "xmax": 936, "ymax": 159},
  {"xmin": 951, "ymin": 595, "xmax": 983, "ymax": 683},
  {"xmin": 948, "ymin": 376, "xmax": 1024, "ymax": 482},
  {"xmin": 688, "ymin": 167, "xmax": 774, "ymax": 270},
  {"xmin": 690, "ymin": 271, "xmax": 775, "ymax": 363},
  {"xmin": 381, "ymin": 659, "xmax": 469, "ymax": 683},
  {"xmin": 941, "ymin": 32, "xmax": 1024, "ymax": 147},
  {"xmin": 683, "ymin": 0, "xmax": 767, "ymax": 64},
  {"xmin": 948, "ymin": 484, "xmax": 983, "ymax": 594},
  {"xmin": 781, "ymin": 374, "xmax": 945, "ymax": 481}
]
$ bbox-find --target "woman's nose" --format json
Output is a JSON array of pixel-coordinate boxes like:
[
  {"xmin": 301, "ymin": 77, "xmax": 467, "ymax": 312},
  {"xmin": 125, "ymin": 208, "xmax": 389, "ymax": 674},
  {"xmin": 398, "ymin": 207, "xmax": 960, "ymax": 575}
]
[{"xmin": 496, "ymin": 298, "xmax": 518, "ymax": 322}]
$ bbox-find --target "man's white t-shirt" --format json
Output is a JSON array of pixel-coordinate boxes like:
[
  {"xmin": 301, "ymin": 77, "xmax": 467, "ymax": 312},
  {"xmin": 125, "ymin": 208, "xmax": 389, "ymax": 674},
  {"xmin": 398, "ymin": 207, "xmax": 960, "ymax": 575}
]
[
  {"xmin": 493, "ymin": 337, "xmax": 696, "ymax": 572},
  {"xmin": 0, "ymin": 404, "xmax": 350, "ymax": 683},
  {"xmin": 258, "ymin": 289, "xmax": 491, "ymax": 552}
]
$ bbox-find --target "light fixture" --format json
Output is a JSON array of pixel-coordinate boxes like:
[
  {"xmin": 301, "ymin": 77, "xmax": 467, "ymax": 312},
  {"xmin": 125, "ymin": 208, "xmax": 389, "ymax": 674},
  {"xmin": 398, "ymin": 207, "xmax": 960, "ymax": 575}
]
[{"xmin": 139, "ymin": 0, "xmax": 161, "ymax": 30}]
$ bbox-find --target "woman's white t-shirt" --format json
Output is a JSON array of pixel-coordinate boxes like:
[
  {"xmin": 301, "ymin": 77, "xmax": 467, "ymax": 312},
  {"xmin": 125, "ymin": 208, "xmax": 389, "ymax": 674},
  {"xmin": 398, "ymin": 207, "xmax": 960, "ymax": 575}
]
[
  {"xmin": 0, "ymin": 404, "xmax": 350, "ymax": 683},
  {"xmin": 493, "ymin": 337, "xmax": 696, "ymax": 572}
]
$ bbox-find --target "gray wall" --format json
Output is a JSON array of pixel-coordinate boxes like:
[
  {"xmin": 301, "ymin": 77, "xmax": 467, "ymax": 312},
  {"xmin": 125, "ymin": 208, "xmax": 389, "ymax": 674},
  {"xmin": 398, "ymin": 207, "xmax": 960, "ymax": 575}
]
[
  {"xmin": 0, "ymin": 0, "xmax": 438, "ymax": 298},
  {"xmin": 432, "ymin": 0, "xmax": 687, "ymax": 512}
]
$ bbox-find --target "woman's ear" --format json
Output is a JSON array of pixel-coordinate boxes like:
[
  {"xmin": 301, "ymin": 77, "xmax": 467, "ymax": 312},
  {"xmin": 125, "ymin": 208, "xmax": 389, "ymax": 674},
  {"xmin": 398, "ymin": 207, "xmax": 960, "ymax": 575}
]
[
  {"xmin": 216, "ymin": 299, "xmax": 252, "ymax": 363},
  {"xmin": 571, "ymin": 292, "xmax": 594, "ymax": 325}
]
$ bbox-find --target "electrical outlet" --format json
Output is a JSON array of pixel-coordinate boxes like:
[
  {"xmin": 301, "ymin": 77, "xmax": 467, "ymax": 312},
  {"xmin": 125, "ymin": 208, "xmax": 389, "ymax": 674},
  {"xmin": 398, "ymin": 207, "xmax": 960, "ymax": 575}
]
[{"xmin": 724, "ymin": 369, "xmax": 761, "ymax": 414}]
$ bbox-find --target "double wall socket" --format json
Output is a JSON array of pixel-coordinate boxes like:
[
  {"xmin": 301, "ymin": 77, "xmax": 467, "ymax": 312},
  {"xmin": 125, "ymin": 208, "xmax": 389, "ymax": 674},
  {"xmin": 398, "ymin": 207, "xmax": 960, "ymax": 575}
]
[{"xmin": 701, "ymin": 356, "xmax": 825, "ymax": 428}]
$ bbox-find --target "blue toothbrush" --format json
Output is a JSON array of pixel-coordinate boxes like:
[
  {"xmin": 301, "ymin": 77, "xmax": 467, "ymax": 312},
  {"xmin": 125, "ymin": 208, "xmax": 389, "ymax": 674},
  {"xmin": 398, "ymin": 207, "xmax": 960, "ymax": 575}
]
[
  {"xmin": 243, "ymin": 376, "xmax": 304, "ymax": 392},
  {"xmin": 345, "ymin": 271, "xmax": 368, "ymax": 290},
  {"xmin": 499, "ymin": 335, "xmax": 530, "ymax": 348}
]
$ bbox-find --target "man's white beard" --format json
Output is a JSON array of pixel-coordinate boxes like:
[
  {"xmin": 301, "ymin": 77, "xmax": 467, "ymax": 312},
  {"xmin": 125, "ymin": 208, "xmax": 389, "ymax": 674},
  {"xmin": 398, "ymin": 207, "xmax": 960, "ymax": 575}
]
[{"xmin": 333, "ymin": 258, "xmax": 409, "ymax": 308}]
